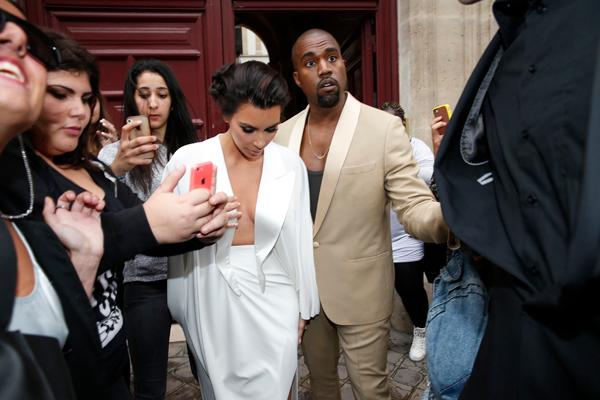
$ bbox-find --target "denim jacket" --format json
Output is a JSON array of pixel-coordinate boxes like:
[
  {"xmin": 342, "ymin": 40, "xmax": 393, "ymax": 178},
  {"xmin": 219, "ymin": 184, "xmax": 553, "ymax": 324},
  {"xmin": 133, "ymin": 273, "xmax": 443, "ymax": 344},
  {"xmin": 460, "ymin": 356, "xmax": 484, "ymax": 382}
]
[{"xmin": 425, "ymin": 251, "xmax": 488, "ymax": 400}]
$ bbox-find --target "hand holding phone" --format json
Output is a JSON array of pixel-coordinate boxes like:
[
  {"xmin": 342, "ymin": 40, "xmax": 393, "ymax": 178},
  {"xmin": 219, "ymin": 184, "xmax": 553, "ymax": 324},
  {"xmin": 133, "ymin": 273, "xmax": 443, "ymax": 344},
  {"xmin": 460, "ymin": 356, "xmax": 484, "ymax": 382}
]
[
  {"xmin": 432, "ymin": 104, "xmax": 452, "ymax": 156},
  {"xmin": 190, "ymin": 162, "xmax": 216, "ymax": 193},
  {"xmin": 432, "ymin": 104, "xmax": 452, "ymax": 136},
  {"xmin": 126, "ymin": 115, "xmax": 151, "ymax": 140}
]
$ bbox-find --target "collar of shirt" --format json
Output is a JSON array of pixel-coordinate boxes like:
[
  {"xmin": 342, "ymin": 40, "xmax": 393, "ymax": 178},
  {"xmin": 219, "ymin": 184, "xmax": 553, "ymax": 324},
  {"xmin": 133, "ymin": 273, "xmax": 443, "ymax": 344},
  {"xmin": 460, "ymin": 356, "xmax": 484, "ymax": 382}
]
[{"xmin": 493, "ymin": 0, "xmax": 540, "ymax": 47}]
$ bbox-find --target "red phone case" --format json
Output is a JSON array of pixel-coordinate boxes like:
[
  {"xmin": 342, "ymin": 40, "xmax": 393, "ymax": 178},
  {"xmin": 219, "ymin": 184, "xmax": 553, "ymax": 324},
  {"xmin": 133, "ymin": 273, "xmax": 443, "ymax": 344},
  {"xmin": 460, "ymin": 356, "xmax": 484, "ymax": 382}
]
[{"xmin": 189, "ymin": 162, "xmax": 215, "ymax": 191}]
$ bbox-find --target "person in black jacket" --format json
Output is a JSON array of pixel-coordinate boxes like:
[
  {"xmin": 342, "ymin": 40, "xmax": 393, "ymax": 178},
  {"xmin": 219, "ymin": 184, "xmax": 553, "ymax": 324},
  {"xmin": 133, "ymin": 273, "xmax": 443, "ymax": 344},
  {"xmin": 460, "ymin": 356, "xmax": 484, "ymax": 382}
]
[
  {"xmin": 433, "ymin": 0, "xmax": 600, "ymax": 398},
  {"xmin": 0, "ymin": 29, "xmax": 239, "ymax": 399},
  {"xmin": 0, "ymin": 1, "xmax": 107, "ymax": 399}
]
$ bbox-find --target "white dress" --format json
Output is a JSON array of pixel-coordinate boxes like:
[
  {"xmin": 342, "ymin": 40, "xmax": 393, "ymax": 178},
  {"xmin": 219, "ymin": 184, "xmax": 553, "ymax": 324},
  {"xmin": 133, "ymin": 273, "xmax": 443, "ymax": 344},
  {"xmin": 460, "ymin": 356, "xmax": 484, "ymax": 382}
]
[{"xmin": 164, "ymin": 136, "xmax": 320, "ymax": 400}]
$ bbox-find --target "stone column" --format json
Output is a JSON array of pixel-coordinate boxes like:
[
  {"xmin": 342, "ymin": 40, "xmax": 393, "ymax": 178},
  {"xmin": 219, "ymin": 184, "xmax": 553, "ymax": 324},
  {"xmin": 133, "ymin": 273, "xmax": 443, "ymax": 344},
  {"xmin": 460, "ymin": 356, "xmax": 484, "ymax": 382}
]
[
  {"xmin": 390, "ymin": 0, "xmax": 495, "ymax": 333},
  {"xmin": 396, "ymin": 0, "xmax": 495, "ymax": 145}
]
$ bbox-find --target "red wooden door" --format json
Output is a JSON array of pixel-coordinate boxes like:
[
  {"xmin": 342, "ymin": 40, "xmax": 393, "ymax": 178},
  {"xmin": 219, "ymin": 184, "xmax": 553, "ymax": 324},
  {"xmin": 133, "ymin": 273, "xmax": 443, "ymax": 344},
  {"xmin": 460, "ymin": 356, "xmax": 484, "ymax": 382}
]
[
  {"xmin": 26, "ymin": 0, "xmax": 398, "ymax": 138},
  {"xmin": 25, "ymin": 0, "xmax": 229, "ymax": 140}
]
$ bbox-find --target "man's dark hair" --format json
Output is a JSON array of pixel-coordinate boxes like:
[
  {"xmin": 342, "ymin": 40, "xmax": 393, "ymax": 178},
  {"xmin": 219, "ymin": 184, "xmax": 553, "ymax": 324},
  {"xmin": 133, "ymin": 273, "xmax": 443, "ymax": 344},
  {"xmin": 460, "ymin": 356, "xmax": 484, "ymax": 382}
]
[
  {"xmin": 210, "ymin": 61, "xmax": 290, "ymax": 117},
  {"xmin": 122, "ymin": 58, "xmax": 197, "ymax": 195}
]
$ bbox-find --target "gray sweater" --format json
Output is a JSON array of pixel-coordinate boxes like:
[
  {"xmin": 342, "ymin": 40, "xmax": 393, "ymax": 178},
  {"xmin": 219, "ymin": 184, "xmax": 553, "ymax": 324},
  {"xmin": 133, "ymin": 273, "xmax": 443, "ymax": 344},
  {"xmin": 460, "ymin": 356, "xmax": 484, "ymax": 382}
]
[{"xmin": 98, "ymin": 141, "xmax": 169, "ymax": 283}]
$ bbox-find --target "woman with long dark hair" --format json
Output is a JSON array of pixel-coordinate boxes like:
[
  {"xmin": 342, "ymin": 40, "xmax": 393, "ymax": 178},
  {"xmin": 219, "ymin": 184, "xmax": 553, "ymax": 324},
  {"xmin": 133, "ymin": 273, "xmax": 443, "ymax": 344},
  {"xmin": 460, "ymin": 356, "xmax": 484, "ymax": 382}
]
[{"xmin": 98, "ymin": 59, "xmax": 199, "ymax": 400}]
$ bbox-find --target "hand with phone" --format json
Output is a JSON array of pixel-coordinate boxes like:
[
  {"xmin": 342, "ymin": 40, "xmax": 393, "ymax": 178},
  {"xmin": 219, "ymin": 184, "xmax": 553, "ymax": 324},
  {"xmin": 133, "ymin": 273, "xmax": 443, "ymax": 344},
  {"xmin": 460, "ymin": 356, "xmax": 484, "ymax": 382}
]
[
  {"xmin": 95, "ymin": 118, "xmax": 118, "ymax": 147},
  {"xmin": 189, "ymin": 162, "xmax": 216, "ymax": 193},
  {"xmin": 144, "ymin": 165, "xmax": 241, "ymax": 243},
  {"xmin": 431, "ymin": 104, "xmax": 452, "ymax": 156},
  {"xmin": 110, "ymin": 115, "xmax": 159, "ymax": 177}
]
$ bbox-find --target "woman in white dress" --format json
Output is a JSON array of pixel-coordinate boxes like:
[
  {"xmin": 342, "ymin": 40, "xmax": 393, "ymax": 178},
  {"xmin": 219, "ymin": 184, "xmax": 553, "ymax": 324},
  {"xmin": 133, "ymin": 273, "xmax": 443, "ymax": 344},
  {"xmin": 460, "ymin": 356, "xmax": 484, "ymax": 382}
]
[{"xmin": 164, "ymin": 61, "xmax": 320, "ymax": 400}]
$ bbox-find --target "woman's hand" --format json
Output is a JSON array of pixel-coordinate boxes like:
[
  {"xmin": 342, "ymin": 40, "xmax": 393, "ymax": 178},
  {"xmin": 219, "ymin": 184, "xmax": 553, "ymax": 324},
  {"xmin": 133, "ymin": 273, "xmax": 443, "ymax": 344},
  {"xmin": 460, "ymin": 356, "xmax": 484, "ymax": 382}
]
[
  {"xmin": 110, "ymin": 119, "xmax": 159, "ymax": 177},
  {"xmin": 431, "ymin": 116, "xmax": 447, "ymax": 157},
  {"xmin": 96, "ymin": 118, "xmax": 118, "ymax": 147},
  {"xmin": 143, "ymin": 166, "xmax": 241, "ymax": 244},
  {"xmin": 196, "ymin": 194, "xmax": 241, "ymax": 242},
  {"xmin": 42, "ymin": 190, "xmax": 105, "ymax": 298},
  {"xmin": 298, "ymin": 318, "xmax": 309, "ymax": 345}
]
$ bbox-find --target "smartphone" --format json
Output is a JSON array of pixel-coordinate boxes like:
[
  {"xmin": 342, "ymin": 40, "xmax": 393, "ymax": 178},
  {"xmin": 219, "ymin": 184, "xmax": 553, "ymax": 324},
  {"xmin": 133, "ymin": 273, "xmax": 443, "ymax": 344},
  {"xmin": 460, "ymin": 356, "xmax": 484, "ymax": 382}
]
[
  {"xmin": 189, "ymin": 162, "xmax": 216, "ymax": 192},
  {"xmin": 126, "ymin": 115, "xmax": 151, "ymax": 140},
  {"xmin": 433, "ymin": 104, "xmax": 452, "ymax": 136}
]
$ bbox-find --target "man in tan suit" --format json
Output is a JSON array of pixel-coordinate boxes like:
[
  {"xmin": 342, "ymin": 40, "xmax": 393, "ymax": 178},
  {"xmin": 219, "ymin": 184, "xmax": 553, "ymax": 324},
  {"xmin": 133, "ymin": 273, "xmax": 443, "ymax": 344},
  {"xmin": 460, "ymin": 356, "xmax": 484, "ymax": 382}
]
[{"xmin": 275, "ymin": 29, "xmax": 447, "ymax": 400}]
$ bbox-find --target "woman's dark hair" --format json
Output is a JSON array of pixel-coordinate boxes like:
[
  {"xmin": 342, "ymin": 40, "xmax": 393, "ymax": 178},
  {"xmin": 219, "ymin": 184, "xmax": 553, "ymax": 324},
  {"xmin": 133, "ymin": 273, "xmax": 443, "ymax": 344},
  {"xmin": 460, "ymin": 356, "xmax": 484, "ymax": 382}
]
[
  {"xmin": 40, "ymin": 29, "xmax": 100, "ymax": 170},
  {"xmin": 381, "ymin": 102, "xmax": 407, "ymax": 126},
  {"xmin": 210, "ymin": 61, "xmax": 290, "ymax": 117},
  {"xmin": 123, "ymin": 59, "xmax": 197, "ymax": 195},
  {"xmin": 85, "ymin": 93, "xmax": 110, "ymax": 156}
]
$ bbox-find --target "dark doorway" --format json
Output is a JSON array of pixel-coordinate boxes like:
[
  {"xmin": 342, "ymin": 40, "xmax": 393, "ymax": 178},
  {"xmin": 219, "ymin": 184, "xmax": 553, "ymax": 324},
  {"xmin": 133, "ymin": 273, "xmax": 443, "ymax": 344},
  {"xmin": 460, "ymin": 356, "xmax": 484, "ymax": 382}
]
[{"xmin": 235, "ymin": 11, "xmax": 376, "ymax": 119}]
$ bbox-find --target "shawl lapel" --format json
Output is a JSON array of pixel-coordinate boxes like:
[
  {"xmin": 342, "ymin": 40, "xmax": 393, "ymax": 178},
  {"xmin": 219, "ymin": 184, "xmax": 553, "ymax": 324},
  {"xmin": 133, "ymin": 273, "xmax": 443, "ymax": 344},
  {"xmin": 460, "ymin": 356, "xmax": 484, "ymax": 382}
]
[
  {"xmin": 211, "ymin": 138, "xmax": 294, "ymax": 292},
  {"xmin": 314, "ymin": 94, "xmax": 361, "ymax": 236},
  {"xmin": 286, "ymin": 94, "xmax": 361, "ymax": 237}
]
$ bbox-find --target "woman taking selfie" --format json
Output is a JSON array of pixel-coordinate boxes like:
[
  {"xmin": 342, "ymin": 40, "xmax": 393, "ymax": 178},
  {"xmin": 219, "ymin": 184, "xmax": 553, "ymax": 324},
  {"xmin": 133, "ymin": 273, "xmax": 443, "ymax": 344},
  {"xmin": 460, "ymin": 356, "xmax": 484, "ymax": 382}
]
[
  {"xmin": 0, "ymin": 2, "xmax": 105, "ymax": 399},
  {"xmin": 0, "ymin": 29, "xmax": 237, "ymax": 399},
  {"xmin": 165, "ymin": 61, "xmax": 319, "ymax": 400},
  {"xmin": 98, "ymin": 59, "xmax": 198, "ymax": 400}
]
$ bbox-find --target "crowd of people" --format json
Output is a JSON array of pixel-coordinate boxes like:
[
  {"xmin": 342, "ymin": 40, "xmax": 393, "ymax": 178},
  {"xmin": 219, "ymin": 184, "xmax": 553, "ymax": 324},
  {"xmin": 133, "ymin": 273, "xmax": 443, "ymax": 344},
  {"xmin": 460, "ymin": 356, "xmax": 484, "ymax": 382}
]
[{"xmin": 1, "ymin": 0, "xmax": 599, "ymax": 399}]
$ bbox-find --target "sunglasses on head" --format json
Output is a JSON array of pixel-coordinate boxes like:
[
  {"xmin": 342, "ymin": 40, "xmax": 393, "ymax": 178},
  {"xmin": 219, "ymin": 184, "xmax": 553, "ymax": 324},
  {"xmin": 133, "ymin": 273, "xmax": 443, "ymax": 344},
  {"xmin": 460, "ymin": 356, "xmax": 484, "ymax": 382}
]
[{"xmin": 0, "ymin": 9, "xmax": 61, "ymax": 68}]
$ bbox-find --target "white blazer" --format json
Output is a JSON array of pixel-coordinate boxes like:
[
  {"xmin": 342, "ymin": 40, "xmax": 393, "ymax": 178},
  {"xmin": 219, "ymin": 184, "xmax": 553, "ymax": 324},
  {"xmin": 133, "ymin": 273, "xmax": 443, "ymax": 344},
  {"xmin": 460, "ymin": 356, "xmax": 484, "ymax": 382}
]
[{"xmin": 164, "ymin": 135, "xmax": 320, "ymax": 322}]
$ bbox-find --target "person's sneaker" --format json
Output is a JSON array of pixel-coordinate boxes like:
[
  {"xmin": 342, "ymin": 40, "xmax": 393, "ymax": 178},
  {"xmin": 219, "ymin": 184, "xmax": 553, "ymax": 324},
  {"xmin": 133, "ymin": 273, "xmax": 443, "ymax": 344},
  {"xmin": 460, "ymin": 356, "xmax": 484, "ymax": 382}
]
[{"xmin": 409, "ymin": 327, "xmax": 426, "ymax": 362}]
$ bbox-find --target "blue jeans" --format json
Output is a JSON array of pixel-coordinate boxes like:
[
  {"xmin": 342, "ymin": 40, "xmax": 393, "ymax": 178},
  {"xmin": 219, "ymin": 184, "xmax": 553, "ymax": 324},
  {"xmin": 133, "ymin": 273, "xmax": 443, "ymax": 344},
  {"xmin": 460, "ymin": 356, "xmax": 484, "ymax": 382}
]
[{"xmin": 425, "ymin": 251, "xmax": 488, "ymax": 400}]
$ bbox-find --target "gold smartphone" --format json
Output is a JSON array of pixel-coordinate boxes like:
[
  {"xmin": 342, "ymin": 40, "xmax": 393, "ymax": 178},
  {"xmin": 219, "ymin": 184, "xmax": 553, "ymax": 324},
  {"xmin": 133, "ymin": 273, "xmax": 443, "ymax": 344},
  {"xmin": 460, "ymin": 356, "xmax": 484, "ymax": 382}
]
[{"xmin": 126, "ymin": 115, "xmax": 151, "ymax": 140}]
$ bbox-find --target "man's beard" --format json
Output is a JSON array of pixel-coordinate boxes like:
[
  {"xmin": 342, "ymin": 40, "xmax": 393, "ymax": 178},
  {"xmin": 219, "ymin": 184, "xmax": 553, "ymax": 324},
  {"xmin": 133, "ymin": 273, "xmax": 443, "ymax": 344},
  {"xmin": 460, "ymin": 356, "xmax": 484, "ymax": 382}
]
[{"xmin": 317, "ymin": 89, "xmax": 340, "ymax": 108}]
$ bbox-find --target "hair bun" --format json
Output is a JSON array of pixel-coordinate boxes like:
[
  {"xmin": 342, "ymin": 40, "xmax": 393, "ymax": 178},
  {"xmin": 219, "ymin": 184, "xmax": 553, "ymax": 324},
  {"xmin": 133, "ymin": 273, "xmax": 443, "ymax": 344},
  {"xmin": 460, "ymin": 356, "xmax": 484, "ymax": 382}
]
[{"xmin": 210, "ymin": 64, "xmax": 234, "ymax": 98}]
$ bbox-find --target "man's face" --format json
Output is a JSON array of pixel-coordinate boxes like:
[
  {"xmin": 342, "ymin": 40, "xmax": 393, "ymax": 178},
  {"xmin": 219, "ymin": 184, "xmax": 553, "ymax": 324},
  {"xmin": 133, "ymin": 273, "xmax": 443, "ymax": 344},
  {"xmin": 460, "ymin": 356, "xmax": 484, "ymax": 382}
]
[{"xmin": 292, "ymin": 31, "xmax": 347, "ymax": 109}]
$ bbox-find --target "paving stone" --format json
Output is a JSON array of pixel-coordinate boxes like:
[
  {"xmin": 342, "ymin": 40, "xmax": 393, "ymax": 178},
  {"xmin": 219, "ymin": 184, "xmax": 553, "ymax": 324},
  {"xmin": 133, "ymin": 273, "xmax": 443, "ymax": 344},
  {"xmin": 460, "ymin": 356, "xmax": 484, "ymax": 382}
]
[
  {"xmin": 168, "ymin": 384, "xmax": 202, "ymax": 400},
  {"xmin": 165, "ymin": 375, "xmax": 186, "ymax": 396},
  {"xmin": 298, "ymin": 357, "xmax": 310, "ymax": 381},
  {"xmin": 410, "ymin": 388, "xmax": 424, "ymax": 400},
  {"xmin": 340, "ymin": 383, "xmax": 355, "ymax": 400},
  {"xmin": 392, "ymin": 368, "xmax": 424, "ymax": 387},
  {"xmin": 168, "ymin": 342, "xmax": 187, "ymax": 358},
  {"xmin": 390, "ymin": 380, "xmax": 411, "ymax": 400},
  {"xmin": 388, "ymin": 349, "xmax": 404, "ymax": 365},
  {"xmin": 167, "ymin": 356, "xmax": 188, "ymax": 371},
  {"xmin": 337, "ymin": 365, "xmax": 348, "ymax": 380},
  {"xmin": 172, "ymin": 363, "xmax": 197, "ymax": 385}
]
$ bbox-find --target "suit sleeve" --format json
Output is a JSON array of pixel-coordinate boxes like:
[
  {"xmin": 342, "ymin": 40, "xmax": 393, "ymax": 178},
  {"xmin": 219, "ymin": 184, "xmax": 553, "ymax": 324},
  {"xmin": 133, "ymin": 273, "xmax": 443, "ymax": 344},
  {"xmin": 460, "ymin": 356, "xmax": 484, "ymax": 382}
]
[{"xmin": 384, "ymin": 117, "xmax": 448, "ymax": 243}]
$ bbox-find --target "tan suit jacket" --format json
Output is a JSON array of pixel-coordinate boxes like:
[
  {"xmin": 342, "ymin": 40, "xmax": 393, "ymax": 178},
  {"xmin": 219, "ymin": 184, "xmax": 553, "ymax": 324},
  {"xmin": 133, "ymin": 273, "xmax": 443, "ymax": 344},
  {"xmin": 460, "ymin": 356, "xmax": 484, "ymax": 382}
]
[{"xmin": 275, "ymin": 94, "xmax": 447, "ymax": 325}]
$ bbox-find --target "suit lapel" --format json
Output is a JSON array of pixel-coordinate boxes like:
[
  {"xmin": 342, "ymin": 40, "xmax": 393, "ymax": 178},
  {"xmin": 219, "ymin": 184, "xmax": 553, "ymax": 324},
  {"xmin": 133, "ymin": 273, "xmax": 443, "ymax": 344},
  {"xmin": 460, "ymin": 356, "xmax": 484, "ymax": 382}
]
[
  {"xmin": 313, "ymin": 93, "xmax": 361, "ymax": 237},
  {"xmin": 288, "ymin": 107, "xmax": 308, "ymax": 154},
  {"xmin": 254, "ymin": 144, "xmax": 295, "ymax": 270}
]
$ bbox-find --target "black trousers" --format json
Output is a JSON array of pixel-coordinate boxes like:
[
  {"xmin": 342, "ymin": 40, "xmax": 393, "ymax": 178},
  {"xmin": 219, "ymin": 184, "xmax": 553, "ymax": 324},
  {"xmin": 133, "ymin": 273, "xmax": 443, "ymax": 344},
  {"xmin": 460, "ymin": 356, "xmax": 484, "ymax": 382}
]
[
  {"xmin": 124, "ymin": 280, "xmax": 171, "ymax": 400},
  {"xmin": 394, "ymin": 260, "xmax": 429, "ymax": 328}
]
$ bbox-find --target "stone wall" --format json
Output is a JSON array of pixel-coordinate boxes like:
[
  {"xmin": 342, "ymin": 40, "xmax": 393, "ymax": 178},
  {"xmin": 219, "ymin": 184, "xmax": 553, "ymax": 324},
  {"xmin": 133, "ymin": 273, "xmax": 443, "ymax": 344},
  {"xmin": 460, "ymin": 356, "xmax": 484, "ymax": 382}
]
[
  {"xmin": 396, "ymin": 0, "xmax": 496, "ymax": 146},
  {"xmin": 391, "ymin": 0, "xmax": 495, "ymax": 333}
]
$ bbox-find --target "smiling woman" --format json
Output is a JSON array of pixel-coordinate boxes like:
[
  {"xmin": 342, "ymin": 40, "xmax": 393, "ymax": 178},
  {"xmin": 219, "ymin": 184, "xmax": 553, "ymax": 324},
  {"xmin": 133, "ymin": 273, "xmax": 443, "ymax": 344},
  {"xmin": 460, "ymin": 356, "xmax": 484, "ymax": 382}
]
[{"xmin": 0, "ymin": 2, "xmax": 104, "ymax": 400}]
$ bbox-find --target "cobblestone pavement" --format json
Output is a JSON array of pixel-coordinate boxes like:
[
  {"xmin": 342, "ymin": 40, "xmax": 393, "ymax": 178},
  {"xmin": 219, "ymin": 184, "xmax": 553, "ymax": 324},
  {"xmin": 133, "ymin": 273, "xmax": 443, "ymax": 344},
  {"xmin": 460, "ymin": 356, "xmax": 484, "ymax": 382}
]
[{"xmin": 165, "ymin": 327, "xmax": 428, "ymax": 400}]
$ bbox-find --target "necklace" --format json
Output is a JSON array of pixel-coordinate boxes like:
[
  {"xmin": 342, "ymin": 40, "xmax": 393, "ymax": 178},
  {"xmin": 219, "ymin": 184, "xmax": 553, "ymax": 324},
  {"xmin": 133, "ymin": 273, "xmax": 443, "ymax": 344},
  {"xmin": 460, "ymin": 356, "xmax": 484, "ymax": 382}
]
[
  {"xmin": 306, "ymin": 122, "xmax": 330, "ymax": 160},
  {"xmin": 0, "ymin": 135, "xmax": 34, "ymax": 220}
]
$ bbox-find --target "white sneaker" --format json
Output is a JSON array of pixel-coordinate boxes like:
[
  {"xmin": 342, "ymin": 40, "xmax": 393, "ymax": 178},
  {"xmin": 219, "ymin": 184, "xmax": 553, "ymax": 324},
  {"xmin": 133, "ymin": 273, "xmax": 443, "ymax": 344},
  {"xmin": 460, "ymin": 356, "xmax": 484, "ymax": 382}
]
[{"xmin": 409, "ymin": 327, "xmax": 426, "ymax": 362}]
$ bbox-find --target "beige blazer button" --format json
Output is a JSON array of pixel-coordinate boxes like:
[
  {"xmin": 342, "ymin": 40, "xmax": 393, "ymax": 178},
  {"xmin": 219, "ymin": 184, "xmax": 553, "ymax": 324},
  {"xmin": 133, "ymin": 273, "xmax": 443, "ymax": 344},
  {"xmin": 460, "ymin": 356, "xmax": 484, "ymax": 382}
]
[{"xmin": 313, "ymin": 241, "xmax": 320, "ymax": 248}]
